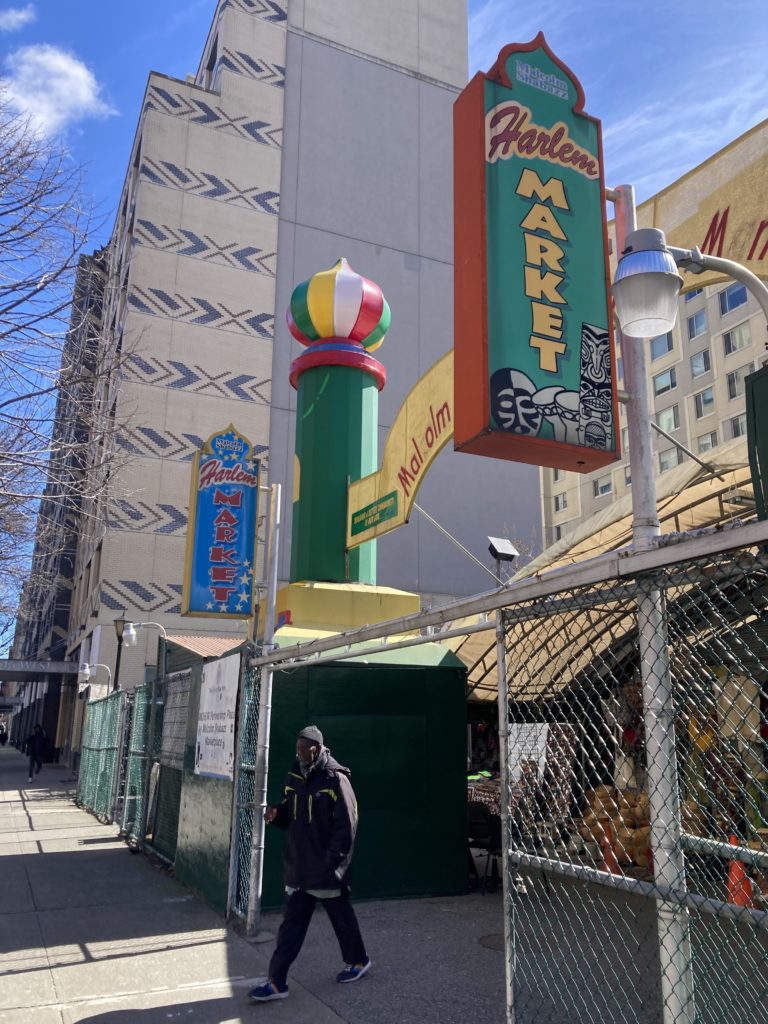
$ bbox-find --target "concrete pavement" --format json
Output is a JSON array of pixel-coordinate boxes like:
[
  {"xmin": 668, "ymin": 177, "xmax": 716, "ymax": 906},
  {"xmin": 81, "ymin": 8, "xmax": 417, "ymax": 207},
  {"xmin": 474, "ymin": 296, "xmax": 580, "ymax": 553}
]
[{"xmin": 0, "ymin": 745, "xmax": 507, "ymax": 1023}]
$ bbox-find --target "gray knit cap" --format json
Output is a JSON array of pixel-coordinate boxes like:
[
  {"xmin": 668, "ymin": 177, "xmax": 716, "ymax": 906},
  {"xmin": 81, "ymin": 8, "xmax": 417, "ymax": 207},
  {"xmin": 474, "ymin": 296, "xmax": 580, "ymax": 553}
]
[{"xmin": 297, "ymin": 725, "xmax": 323, "ymax": 747}]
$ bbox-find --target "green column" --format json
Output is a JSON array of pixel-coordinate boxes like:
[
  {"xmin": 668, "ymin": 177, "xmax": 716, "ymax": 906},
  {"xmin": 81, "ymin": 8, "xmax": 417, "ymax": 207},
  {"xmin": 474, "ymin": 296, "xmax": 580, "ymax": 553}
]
[{"xmin": 291, "ymin": 366, "xmax": 377, "ymax": 584}]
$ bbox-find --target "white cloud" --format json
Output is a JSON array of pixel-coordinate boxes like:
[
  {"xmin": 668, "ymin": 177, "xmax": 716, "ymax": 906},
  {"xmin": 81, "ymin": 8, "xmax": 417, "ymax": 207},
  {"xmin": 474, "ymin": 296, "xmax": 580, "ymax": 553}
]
[
  {"xmin": 0, "ymin": 4, "xmax": 36, "ymax": 32},
  {"xmin": 2, "ymin": 44, "xmax": 116, "ymax": 135}
]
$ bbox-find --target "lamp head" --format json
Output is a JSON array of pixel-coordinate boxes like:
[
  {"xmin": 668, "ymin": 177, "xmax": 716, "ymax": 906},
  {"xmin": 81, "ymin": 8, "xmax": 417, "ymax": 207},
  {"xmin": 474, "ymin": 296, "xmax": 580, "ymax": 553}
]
[
  {"xmin": 79, "ymin": 662, "xmax": 92, "ymax": 679},
  {"xmin": 612, "ymin": 228, "xmax": 683, "ymax": 338},
  {"xmin": 488, "ymin": 536, "xmax": 520, "ymax": 562},
  {"xmin": 123, "ymin": 622, "xmax": 138, "ymax": 648},
  {"xmin": 113, "ymin": 616, "xmax": 127, "ymax": 641}
]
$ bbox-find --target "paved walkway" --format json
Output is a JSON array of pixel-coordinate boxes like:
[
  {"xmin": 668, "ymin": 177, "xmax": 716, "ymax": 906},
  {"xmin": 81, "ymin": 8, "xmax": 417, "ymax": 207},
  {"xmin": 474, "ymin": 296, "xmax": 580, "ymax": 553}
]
[{"xmin": 0, "ymin": 745, "xmax": 506, "ymax": 1023}]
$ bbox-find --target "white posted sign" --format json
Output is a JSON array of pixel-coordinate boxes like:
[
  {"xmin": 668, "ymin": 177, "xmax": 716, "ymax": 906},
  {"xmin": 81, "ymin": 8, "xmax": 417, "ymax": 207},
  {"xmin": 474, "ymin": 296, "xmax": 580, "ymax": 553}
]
[{"xmin": 194, "ymin": 655, "xmax": 239, "ymax": 779}]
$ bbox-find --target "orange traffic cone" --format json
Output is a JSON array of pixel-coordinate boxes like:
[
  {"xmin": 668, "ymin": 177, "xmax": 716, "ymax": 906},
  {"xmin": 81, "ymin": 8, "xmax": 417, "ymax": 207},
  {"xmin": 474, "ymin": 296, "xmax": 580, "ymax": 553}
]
[
  {"xmin": 727, "ymin": 835, "xmax": 755, "ymax": 908},
  {"xmin": 598, "ymin": 818, "xmax": 621, "ymax": 875}
]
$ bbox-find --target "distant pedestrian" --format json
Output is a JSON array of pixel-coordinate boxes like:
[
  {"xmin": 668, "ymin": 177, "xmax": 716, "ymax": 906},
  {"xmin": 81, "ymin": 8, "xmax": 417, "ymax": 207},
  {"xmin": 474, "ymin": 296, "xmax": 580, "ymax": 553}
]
[
  {"xmin": 0, "ymin": 723, "xmax": 7, "ymax": 747},
  {"xmin": 249, "ymin": 725, "xmax": 370, "ymax": 1003},
  {"xmin": 25, "ymin": 725, "xmax": 46, "ymax": 782}
]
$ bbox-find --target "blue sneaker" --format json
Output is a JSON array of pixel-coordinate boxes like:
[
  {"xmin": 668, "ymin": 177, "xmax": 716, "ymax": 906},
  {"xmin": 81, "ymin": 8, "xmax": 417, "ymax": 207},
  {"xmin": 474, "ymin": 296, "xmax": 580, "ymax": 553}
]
[
  {"xmin": 336, "ymin": 959, "xmax": 372, "ymax": 983},
  {"xmin": 248, "ymin": 980, "xmax": 289, "ymax": 1002}
]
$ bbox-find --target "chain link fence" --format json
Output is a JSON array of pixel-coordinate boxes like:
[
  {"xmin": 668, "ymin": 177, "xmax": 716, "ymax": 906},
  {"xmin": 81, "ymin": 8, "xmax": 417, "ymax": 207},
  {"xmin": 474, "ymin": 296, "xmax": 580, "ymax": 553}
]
[
  {"xmin": 497, "ymin": 540, "xmax": 768, "ymax": 1024},
  {"xmin": 121, "ymin": 684, "xmax": 150, "ymax": 844},
  {"xmin": 229, "ymin": 655, "xmax": 261, "ymax": 921},
  {"xmin": 75, "ymin": 690, "xmax": 126, "ymax": 823},
  {"xmin": 147, "ymin": 670, "xmax": 190, "ymax": 862}
]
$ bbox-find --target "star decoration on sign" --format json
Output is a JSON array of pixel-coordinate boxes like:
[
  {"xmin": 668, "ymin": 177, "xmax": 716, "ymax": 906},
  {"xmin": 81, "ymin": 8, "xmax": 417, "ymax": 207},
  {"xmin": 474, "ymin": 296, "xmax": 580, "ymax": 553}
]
[
  {"xmin": 206, "ymin": 602, "xmax": 214, "ymax": 610},
  {"xmin": 239, "ymin": 573, "xmax": 250, "ymax": 586},
  {"xmin": 219, "ymin": 603, "xmax": 229, "ymax": 612}
]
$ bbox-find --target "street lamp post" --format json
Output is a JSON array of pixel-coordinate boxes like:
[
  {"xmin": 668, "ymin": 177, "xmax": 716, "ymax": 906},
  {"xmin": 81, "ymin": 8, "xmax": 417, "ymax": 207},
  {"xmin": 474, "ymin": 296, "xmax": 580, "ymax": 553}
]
[
  {"xmin": 610, "ymin": 186, "xmax": 696, "ymax": 1024},
  {"xmin": 610, "ymin": 190, "xmax": 768, "ymax": 1024},
  {"xmin": 113, "ymin": 617, "xmax": 128, "ymax": 692},
  {"xmin": 488, "ymin": 535, "xmax": 519, "ymax": 1024}
]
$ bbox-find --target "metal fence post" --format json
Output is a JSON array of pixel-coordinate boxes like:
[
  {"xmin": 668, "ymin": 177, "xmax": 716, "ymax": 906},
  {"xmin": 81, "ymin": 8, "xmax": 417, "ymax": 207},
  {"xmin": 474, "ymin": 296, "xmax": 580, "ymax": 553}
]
[
  {"xmin": 497, "ymin": 609, "xmax": 516, "ymax": 1024},
  {"xmin": 246, "ymin": 482, "xmax": 281, "ymax": 938},
  {"xmin": 614, "ymin": 183, "xmax": 696, "ymax": 1024}
]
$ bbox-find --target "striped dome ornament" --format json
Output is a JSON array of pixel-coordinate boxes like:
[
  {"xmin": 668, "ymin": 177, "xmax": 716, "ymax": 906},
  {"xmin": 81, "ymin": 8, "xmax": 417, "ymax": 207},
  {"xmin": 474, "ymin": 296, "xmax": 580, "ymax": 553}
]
[{"xmin": 287, "ymin": 258, "xmax": 389, "ymax": 391}]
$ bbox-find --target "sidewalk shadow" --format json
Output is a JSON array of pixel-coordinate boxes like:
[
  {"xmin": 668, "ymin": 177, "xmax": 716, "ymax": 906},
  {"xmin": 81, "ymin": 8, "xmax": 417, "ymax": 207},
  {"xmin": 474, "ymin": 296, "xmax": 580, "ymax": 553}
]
[{"xmin": 68, "ymin": 997, "xmax": 248, "ymax": 1022}]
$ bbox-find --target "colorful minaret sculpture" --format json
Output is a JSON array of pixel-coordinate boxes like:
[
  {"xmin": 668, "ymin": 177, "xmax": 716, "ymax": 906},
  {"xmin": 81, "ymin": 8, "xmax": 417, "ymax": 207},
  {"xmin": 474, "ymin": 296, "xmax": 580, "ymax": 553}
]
[{"xmin": 287, "ymin": 258, "xmax": 390, "ymax": 585}]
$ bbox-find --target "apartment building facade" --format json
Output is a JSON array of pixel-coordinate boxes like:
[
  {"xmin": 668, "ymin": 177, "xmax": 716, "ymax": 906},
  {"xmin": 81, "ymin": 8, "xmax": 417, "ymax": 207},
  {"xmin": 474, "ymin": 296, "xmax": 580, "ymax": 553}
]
[
  {"xmin": 14, "ymin": 0, "xmax": 543, "ymax": 741},
  {"xmin": 541, "ymin": 277, "xmax": 766, "ymax": 545}
]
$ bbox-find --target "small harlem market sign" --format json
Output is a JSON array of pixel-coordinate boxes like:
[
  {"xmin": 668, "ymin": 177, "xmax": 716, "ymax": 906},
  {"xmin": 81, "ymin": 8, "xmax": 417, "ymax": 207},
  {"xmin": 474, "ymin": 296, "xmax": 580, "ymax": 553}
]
[
  {"xmin": 453, "ymin": 34, "xmax": 619, "ymax": 473},
  {"xmin": 182, "ymin": 426, "xmax": 260, "ymax": 617},
  {"xmin": 347, "ymin": 350, "xmax": 453, "ymax": 548}
]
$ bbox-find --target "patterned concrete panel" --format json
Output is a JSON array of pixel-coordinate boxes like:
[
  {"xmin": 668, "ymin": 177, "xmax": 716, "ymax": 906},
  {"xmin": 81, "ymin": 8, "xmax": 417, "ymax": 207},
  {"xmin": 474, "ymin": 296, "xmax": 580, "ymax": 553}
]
[
  {"xmin": 218, "ymin": 0, "xmax": 287, "ymax": 25},
  {"xmin": 217, "ymin": 47, "xmax": 285, "ymax": 88},
  {"xmin": 144, "ymin": 81, "xmax": 283, "ymax": 149},
  {"xmin": 134, "ymin": 218, "xmax": 277, "ymax": 275},
  {"xmin": 140, "ymin": 155, "xmax": 280, "ymax": 215},
  {"xmin": 125, "ymin": 352, "xmax": 271, "ymax": 405}
]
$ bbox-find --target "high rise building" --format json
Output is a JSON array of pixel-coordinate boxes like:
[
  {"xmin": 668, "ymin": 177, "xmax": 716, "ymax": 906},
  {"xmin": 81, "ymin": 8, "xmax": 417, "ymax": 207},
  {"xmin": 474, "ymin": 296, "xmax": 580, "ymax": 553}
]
[
  {"xmin": 14, "ymin": 1, "xmax": 542, "ymax": 749},
  {"xmin": 540, "ymin": 127, "xmax": 768, "ymax": 547}
]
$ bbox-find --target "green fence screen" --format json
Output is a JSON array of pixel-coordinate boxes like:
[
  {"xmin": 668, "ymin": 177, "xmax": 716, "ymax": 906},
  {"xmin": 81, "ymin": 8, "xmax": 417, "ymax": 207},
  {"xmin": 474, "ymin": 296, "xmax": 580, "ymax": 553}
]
[{"xmin": 75, "ymin": 691, "xmax": 125, "ymax": 823}]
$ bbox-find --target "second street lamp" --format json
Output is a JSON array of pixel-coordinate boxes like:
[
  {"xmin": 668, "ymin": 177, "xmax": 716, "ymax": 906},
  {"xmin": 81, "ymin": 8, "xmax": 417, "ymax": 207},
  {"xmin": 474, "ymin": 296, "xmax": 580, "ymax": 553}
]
[{"xmin": 113, "ymin": 617, "xmax": 128, "ymax": 692}]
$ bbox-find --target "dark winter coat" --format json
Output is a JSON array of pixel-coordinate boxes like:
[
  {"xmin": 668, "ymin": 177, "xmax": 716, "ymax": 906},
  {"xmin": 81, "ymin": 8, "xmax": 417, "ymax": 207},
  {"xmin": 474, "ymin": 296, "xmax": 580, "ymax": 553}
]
[
  {"xmin": 271, "ymin": 748, "xmax": 358, "ymax": 892},
  {"xmin": 25, "ymin": 730, "xmax": 46, "ymax": 758}
]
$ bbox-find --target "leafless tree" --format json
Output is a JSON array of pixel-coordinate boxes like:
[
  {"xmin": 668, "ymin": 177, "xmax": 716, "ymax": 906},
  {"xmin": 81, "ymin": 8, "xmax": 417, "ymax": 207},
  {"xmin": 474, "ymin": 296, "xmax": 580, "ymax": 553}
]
[{"xmin": 0, "ymin": 90, "xmax": 124, "ymax": 654}]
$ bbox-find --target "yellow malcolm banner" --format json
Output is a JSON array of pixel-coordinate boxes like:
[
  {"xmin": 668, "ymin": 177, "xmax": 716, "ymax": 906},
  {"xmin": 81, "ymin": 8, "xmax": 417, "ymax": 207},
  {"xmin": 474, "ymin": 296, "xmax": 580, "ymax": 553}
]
[
  {"xmin": 347, "ymin": 350, "xmax": 454, "ymax": 549},
  {"xmin": 632, "ymin": 120, "xmax": 768, "ymax": 289}
]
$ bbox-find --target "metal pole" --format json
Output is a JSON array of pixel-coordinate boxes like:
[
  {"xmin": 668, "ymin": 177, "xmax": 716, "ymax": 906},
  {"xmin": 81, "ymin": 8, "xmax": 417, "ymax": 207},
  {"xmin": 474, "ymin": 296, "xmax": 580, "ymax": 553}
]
[
  {"xmin": 113, "ymin": 635, "xmax": 123, "ymax": 692},
  {"xmin": 246, "ymin": 482, "xmax": 281, "ymax": 938},
  {"xmin": 496, "ymin": 604, "xmax": 515, "ymax": 1024},
  {"xmin": 613, "ymin": 185, "xmax": 696, "ymax": 1024},
  {"xmin": 138, "ymin": 635, "xmax": 163, "ymax": 849}
]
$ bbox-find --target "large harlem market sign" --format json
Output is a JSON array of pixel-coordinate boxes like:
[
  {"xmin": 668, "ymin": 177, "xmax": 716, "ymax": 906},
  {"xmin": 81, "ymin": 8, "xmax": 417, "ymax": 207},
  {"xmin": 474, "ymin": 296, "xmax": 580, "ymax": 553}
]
[
  {"xmin": 453, "ymin": 33, "xmax": 620, "ymax": 473},
  {"xmin": 182, "ymin": 426, "xmax": 260, "ymax": 617}
]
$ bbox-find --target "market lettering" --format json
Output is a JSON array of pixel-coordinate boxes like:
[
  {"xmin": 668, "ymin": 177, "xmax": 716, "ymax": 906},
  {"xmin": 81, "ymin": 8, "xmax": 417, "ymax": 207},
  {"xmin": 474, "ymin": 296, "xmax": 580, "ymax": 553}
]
[
  {"xmin": 517, "ymin": 169, "xmax": 570, "ymax": 372},
  {"xmin": 486, "ymin": 102, "xmax": 599, "ymax": 179},
  {"xmin": 199, "ymin": 458, "xmax": 258, "ymax": 489},
  {"xmin": 396, "ymin": 402, "xmax": 452, "ymax": 497},
  {"xmin": 701, "ymin": 207, "xmax": 729, "ymax": 257},
  {"xmin": 748, "ymin": 219, "xmax": 768, "ymax": 261},
  {"xmin": 213, "ymin": 488, "xmax": 242, "ymax": 507}
]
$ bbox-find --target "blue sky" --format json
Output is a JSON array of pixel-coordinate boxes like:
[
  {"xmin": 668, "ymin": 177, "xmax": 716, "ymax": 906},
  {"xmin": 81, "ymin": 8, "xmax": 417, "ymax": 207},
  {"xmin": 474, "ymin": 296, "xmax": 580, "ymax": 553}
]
[{"xmin": 1, "ymin": 0, "xmax": 767, "ymax": 249}]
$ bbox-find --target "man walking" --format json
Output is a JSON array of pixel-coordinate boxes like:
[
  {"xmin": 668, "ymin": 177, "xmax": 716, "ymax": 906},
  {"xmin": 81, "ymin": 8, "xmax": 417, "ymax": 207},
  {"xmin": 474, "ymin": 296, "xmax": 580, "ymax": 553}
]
[
  {"xmin": 25, "ymin": 724, "xmax": 46, "ymax": 782},
  {"xmin": 249, "ymin": 725, "xmax": 371, "ymax": 1003}
]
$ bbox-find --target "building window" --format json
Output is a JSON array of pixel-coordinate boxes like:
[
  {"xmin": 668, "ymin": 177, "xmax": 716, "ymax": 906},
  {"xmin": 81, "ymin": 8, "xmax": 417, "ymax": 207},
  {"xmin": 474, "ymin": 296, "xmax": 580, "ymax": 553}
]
[
  {"xmin": 554, "ymin": 493, "xmax": 567, "ymax": 512},
  {"xmin": 687, "ymin": 310, "xmax": 707, "ymax": 340},
  {"xmin": 690, "ymin": 349, "xmax": 711, "ymax": 378},
  {"xmin": 652, "ymin": 367, "xmax": 677, "ymax": 396},
  {"xmin": 625, "ymin": 470, "xmax": 632, "ymax": 486},
  {"xmin": 723, "ymin": 322, "xmax": 751, "ymax": 356},
  {"xmin": 621, "ymin": 427, "xmax": 629, "ymax": 453},
  {"xmin": 694, "ymin": 387, "xmax": 715, "ymax": 418},
  {"xmin": 656, "ymin": 405, "xmax": 680, "ymax": 433},
  {"xmin": 726, "ymin": 363, "xmax": 753, "ymax": 400},
  {"xmin": 729, "ymin": 414, "xmax": 748, "ymax": 439},
  {"xmin": 616, "ymin": 356, "xmax": 623, "ymax": 381},
  {"xmin": 697, "ymin": 431, "xmax": 718, "ymax": 454},
  {"xmin": 553, "ymin": 468, "xmax": 563, "ymax": 482},
  {"xmin": 684, "ymin": 288, "xmax": 703, "ymax": 303},
  {"xmin": 719, "ymin": 282, "xmax": 748, "ymax": 316},
  {"xmin": 659, "ymin": 447, "xmax": 684, "ymax": 473},
  {"xmin": 592, "ymin": 475, "xmax": 612, "ymax": 498},
  {"xmin": 650, "ymin": 332, "xmax": 674, "ymax": 360},
  {"xmin": 554, "ymin": 525, "xmax": 563, "ymax": 542}
]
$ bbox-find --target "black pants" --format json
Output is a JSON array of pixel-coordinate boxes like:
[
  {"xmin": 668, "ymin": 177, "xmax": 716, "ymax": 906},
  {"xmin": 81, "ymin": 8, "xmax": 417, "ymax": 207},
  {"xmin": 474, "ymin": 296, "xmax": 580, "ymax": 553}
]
[
  {"xmin": 268, "ymin": 889, "xmax": 367, "ymax": 987},
  {"xmin": 28, "ymin": 754, "xmax": 42, "ymax": 777}
]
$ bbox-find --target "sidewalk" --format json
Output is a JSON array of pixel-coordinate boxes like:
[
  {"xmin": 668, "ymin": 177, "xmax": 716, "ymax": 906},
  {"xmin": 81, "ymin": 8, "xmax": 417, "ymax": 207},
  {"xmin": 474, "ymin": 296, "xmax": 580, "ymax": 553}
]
[{"xmin": 0, "ymin": 745, "xmax": 506, "ymax": 1023}]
